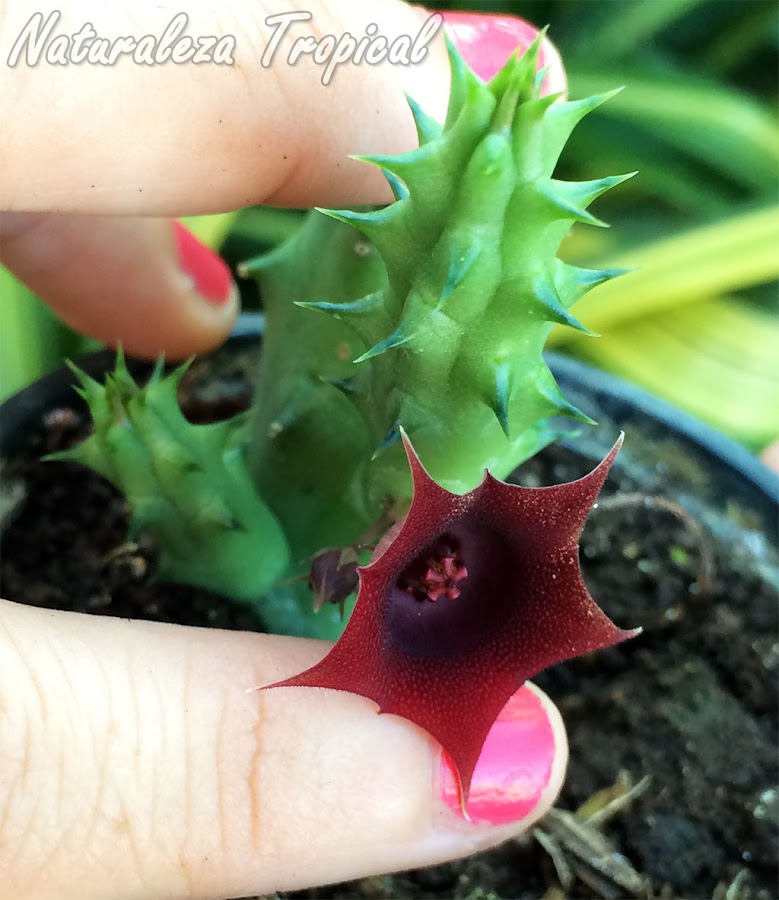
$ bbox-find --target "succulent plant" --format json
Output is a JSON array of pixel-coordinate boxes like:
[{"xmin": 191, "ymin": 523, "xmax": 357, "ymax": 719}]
[
  {"xmin": 45, "ymin": 28, "xmax": 641, "ymax": 811},
  {"xmin": 245, "ymin": 35, "xmax": 632, "ymax": 566},
  {"xmin": 55, "ymin": 36, "xmax": 631, "ymax": 634}
]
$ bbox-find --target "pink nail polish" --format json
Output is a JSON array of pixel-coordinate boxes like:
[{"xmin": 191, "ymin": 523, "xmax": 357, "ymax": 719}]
[
  {"xmin": 440, "ymin": 685, "xmax": 557, "ymax": 826},
  {"xmin": 172, "ymin": 221, "xmax": 234, "ymax": 306},
  {"xmin": 437, "ymin": 10, "xmax": 566, "ymax": 94}
]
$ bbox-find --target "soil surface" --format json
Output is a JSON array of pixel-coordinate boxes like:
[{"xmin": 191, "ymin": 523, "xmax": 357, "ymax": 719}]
[{"xmin": 1, "ymin": 341, "xmax": 777, "ymax": 900}]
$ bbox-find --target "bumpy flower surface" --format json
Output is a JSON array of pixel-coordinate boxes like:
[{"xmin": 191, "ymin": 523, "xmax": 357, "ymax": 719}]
[{"xmin": 267, "ymin": 435, "xmax": 638, "ymax": 805}]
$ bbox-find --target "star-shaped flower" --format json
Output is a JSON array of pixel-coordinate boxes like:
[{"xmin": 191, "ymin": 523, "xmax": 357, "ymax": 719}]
[{"xmin": 266, "ymin": 435, "xmax": 638, "ymax": 808}]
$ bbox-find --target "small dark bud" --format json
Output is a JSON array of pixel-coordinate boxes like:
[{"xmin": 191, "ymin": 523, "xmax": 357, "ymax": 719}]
[{"xmin": 309, "ymin": 546, "xmax": 360, "ymax": 613}]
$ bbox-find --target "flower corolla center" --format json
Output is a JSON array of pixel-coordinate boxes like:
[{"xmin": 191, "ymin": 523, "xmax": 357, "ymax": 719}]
[{"xmin": 401, "ymin": 541, "xmax": 469, "ymax": 602}]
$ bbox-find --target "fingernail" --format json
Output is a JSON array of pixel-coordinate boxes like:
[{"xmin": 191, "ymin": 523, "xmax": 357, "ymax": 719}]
[
  {"xmin": 437, "ymin": 10, "xmax": 566, "ymax": 94},
  {"xmin": 440, "ymin": 685, "xmax": 558, "ymax": 826},
  {"xmin": 172, "ymin": 221, "xmax": 234, "ymax": 306}
]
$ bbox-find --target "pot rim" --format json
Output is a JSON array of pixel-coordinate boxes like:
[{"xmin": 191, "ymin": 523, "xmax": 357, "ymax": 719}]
[{"xmin": 545, "ymin": 351, "xmax": 779, "ymax": 504}]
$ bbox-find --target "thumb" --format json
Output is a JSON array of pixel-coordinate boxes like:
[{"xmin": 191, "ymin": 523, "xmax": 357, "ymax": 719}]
[
  {"xmin": 0, "ymin": 216, "xmax": 239, "ymax": 360},
  {"xmin": 0, "ymin": 599, "xmax": 567, "ymax": 900},
  {"xmin": 0, "ymin": 0, "xmax": 451, "ymax": 214},
  {"xmin": 0, "ymin": 3, "xmax": 566, "ymax": 215}
]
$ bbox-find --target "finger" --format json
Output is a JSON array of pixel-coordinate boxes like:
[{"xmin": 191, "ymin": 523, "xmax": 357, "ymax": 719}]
[
  {"xmin": 0, "ymin": 214, "xmax": 238, "ymax": 359},
  {"xmin": 0, "ymin": 2, "xmax": 563, "ymax": 214},
  {"xmin": 0, "ymin": 599, "xmax": 567, "ymax": 900}
]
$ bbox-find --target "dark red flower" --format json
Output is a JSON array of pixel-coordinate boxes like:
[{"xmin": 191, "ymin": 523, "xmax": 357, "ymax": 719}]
[{"xmin": 266, "ymin": 435, "xmax": 637, "ymax": 807}]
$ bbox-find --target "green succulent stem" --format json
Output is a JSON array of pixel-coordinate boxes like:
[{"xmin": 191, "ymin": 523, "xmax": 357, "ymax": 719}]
[
  {"xmin": 247, "ymin": 35, "xmax": 630, "ymax": 565},
  {"xmin": 57, "ymin": 37, "xmax": 629, "ymax": 632},
  {"xmin": 244, "ymin": 209, "xmax": 389, "ymax": 563},
  {"xmin": 52, "ymin": 354, "xmax": 289, "ymax": 602}
]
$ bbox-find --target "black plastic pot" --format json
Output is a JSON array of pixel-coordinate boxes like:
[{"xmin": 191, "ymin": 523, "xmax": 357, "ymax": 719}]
[{"xmin": 547, "ymin": 352, "xmax": 779, "ymax": 547}]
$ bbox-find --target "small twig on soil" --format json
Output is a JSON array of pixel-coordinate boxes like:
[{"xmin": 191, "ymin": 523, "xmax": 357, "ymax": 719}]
[
  {"xmin": 102, "ymin": 541, "xmax": 142, "ymax": 563},
  {"xmin": 594, "ymin": 492, "xmax": 715, "ymax": 596},
  {"xmin": 533, "ymin": 773, "xmax": 653, "ymax": 899},
  {"xmin": 534, "ymin": 826, "xmax": 575, "ymax": 891},
  {"xmin": 714, "ymin": 868, "xmax": 751, "ymax": 900},
  {"xmin": 579, "ymin": 775, "xmax": 652, "ymax": 828},
  {"xmin": 101, "ymin": 542, "xmax": 148, "ymax": 580},
  {"xmin": 537, "ymin": 809, "xmax": 652, "ymax": 899}
]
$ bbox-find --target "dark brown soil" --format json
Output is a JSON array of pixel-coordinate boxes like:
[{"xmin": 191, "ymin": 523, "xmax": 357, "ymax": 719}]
[{"xmin": 1, "ymin": 342, "xmax": 777, "ymax": 900}]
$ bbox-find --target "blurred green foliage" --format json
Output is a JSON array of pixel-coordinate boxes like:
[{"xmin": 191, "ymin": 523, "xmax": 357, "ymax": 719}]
[
  {"xmin": 2, "ymin": 0, "xmax": 777, "ymax": 449},
  {"xmin": 0, "ymin": 269, "xmax": 80, "ymax": 401}
]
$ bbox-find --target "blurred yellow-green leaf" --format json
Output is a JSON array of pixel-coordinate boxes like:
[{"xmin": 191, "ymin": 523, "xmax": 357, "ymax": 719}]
[
  {"xmin": 551, "ymin": 207, "xmax": 779, "ymax": 339},
  {"xmin": 0, "ymin": 268, "xmax": 66, "ymax": 401},
  {"xmin": 573, "ymin": 299, "xmax": 779, "ymax": 449},
  {"xmin": 179, "ymin": 212, "xmax": 240, "ymax": 249}
]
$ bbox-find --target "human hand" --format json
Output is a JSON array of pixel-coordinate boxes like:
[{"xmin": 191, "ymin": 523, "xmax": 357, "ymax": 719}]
[
  {"xmin": 0, "ymin": 4, "xmax": 569, "ymax": 898},
  {"xmin": 0, "ymin": 1, "xmax": 563, "ymax": 361},
  {"xmin": 0, "ymin": 599, "xmax": 567, "ymax": 900}
]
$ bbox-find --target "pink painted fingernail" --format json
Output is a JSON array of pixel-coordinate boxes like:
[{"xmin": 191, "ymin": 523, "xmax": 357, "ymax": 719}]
[
  {"xmin": 440, "ymin": 685, "xmax": 559, "ymax": 826},
  {"xmin": 437, "ymin": 10, "xmax": 567, "ymax": 95},
  {"xmin": 172, "ymin": 221, "xmax": 234, "ymax": 306}
]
